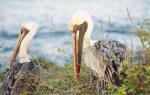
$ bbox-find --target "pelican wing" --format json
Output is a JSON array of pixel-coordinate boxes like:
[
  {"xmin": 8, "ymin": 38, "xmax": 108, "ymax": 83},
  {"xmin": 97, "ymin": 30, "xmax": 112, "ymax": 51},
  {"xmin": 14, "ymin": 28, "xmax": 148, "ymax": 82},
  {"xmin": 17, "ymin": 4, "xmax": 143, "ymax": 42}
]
[
  {"xmin": 93, "ymin": 40, "xmax": 127, "ymax": 70},
  {"xmin": 2, "ymin": 61, "xmax": 41, "ymax": 95},
  {"xmin": 83, "ymin": 40, "xmax": 127, "ymax": 87}
]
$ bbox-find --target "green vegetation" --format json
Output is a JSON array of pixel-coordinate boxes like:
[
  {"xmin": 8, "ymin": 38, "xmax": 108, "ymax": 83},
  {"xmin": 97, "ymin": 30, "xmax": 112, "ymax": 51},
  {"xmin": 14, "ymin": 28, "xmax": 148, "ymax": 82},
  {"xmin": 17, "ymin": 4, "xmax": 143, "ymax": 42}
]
[
  {"xmin": 105, "ymin": 10, "xmax": 150, "ymax": 95},
  {"xmin": 31, "ymin": 56, "xmax": 98, "ymax": 95}
]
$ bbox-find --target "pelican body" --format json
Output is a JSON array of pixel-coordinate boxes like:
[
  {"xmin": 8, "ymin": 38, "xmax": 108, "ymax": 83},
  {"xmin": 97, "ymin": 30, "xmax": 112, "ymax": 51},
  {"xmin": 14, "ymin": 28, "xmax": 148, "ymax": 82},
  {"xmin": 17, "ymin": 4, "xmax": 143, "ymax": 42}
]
[
  {"xmin": 2, "ymin": 22, "xmax": 41, "ymax": 95},
  {"xmin": 70, "ymin": 10, "xmax": 127, "ymax": 90}
]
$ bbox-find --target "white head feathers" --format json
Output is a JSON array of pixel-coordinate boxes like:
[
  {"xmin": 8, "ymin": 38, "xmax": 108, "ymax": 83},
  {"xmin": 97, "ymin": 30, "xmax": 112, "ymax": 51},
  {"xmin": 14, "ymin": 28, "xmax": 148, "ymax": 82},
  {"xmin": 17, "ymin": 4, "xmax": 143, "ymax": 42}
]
[
  {"xmin": 22, "ymin": 21, "xmax": 38, "ymax": 33},
  {"xmin": 18, "ymin": 21, "xmax": 38, "ymax": 63},
  {"xmin": 70, "ymin": 10, "xmax": 94, "ymax": 39}
]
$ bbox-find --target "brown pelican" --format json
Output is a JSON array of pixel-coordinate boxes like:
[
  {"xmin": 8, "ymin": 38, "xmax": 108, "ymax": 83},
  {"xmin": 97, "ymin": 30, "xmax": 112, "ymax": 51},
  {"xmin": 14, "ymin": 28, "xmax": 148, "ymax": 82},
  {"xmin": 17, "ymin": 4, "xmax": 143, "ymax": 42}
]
[
  {"xmin": 70, "ymin": 10, "xmax": 127, "ymax": 94},
  {"xmin": 2, "ymin": 21, "xmax": 41, "ymax": 95}
]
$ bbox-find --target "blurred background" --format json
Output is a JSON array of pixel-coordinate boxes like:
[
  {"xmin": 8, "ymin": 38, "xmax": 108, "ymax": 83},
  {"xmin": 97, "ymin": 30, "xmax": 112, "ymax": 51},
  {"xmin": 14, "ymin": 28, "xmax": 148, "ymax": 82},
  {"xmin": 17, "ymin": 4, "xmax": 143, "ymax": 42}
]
[{"xmin": 0, "ymin": 0, "xmax": 150, "ymax": 69}]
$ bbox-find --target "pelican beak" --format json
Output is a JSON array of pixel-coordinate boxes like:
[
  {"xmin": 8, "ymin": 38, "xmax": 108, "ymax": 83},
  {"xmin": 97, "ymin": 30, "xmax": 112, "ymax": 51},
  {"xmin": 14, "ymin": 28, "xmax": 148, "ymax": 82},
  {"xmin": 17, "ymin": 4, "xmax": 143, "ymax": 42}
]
[
  {"xmin": 8, "ymin": 27, "xmax": 29, "ymax": 69},
  {"xmin": 72, "ymin": 22, "xmax": 88, "ymax": 81}
]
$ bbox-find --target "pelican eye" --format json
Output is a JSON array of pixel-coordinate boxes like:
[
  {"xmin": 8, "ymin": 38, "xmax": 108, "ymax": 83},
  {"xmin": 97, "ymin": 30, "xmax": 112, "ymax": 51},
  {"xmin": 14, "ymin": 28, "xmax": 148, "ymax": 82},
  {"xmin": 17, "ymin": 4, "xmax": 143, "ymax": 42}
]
[
  {"xmin": 21, "ymin": 28, "xmax": 29, "ymax": 35},
  {"xmin": 73, "ymin": 24, "xmax": 81, "ymax": 33},
  {"xmin": 20, "ymin": 28, "xmax": 30, "ymax": 40}
]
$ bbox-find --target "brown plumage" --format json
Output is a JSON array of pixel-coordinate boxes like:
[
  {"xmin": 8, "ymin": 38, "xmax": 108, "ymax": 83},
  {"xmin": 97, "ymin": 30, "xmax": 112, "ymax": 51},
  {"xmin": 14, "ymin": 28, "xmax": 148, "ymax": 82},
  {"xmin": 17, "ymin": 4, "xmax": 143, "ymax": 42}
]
[
  {"xmin": 90, "ymin": 40, "xmax": 127, "ymax": 89},
  {"xmin": 2, "ymin": 61, "xmax": 41, "ymax": 95}
]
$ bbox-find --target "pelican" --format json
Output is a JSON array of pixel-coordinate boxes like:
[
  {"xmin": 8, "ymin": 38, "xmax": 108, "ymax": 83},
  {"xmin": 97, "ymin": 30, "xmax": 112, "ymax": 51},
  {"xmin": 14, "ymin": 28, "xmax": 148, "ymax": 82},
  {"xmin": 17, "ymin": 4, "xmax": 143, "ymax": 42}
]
[
  {"xmin": 2, "ymin": 21, "xmax": 41, "ymax": 95},
  {"xmin": 70, "ymin": 10, "xmax": 127, "ymax": 94}
]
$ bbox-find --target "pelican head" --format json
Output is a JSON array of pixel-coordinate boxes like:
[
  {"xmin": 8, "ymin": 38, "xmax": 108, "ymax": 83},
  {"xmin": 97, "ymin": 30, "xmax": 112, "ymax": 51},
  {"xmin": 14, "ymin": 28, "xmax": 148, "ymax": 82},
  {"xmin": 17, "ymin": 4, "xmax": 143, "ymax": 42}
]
[
  {"xmin": 8, "ymin": 21, "xmax": 38, "ymax": 69},
  {"xmin": 70, "ymin": 10, "xmax": 93, "ymax": 81}
]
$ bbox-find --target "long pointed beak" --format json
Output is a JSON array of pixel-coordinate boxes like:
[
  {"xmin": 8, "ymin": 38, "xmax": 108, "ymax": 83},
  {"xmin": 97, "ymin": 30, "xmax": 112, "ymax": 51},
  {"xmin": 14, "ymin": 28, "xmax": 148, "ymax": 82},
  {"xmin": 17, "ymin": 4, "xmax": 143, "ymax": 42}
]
[
  {"xmin": 8, "ymin": 27, "xmax": 29, "ymax": 69},
  {"xmin": 72, "ymin": 32, "xmax": 80, "ymax": 81},
  {"xmin": 72, "ymin": 30, "xmax": 80, "ymax": 81},
  {"xmin": 71, "ymin": 22, "xmax": 88, "ymax": 81}
]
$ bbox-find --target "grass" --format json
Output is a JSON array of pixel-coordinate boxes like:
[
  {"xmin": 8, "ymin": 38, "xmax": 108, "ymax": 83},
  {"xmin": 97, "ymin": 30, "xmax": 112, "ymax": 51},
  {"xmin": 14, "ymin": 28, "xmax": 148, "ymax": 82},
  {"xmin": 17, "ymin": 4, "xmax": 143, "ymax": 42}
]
[{"xmin": 32, "ymin": 57, "xmax": 97, "ymax": 95}]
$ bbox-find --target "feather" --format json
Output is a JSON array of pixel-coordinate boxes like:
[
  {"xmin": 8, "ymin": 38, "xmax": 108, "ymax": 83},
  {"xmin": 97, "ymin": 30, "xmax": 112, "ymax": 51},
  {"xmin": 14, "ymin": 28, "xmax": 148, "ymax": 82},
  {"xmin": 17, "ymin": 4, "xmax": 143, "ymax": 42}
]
[
  {"xmin": 83, "ymin": 40, "xmax": 127, "ymax": 88},
  {"xmin": 2, "ymin": 61, "xmax": 41, "ymax": 95}
]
